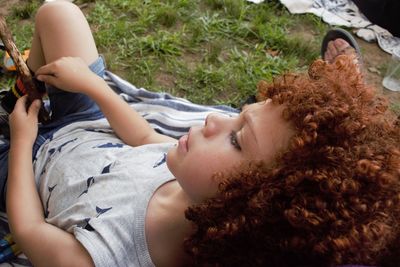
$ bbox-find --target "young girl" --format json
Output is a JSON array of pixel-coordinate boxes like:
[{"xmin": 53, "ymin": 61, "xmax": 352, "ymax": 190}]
[{"xmin": 4, "ymin": 1, "xmax": 400, "ymax": 267}]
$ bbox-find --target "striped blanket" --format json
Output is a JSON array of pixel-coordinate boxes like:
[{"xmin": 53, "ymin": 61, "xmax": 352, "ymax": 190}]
[{"xmin": 0, "ymin": 71, "xmax": 239, "ymax": 266}]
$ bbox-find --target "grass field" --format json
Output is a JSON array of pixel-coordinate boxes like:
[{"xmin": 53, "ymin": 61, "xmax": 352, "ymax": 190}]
[{"xmin": 1, "ymin": 0, "xmax": 329, "ymax": 107}]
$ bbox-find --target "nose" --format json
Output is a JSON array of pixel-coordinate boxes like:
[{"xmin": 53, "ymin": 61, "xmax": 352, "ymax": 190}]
[{"xmin": 203, "ymin": 113, "xmax": 230, "ymax": 137}]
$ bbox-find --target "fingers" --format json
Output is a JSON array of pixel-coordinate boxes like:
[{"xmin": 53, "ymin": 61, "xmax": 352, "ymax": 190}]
[
  {"xmin": 13, "ymin": 95, "xmax": 41, "ymax": 117},
  {"xmin": 35, "ymin": 61, "xmax": 57, "ymax": 86},
  {"xmin": 36, "ymin": 73, "xmax": 56, "ymax": 86},
  {"xmin": 28, "ymin": 99, "xmax": 41, "ymax": 118},
  {"xmin": 35, "ymin": 62, "xmax": 56, "ymax": 77},
  {"xmin": 14, "ymin": 95, "xmax": 29, "ymax": 112},
  {"xmin": 34, "ymin": 57, "xmax": 94, "ymax": 93},
  {"xmin": 9, "ymin": 96, "xmax": 40, "ymax": 144}
]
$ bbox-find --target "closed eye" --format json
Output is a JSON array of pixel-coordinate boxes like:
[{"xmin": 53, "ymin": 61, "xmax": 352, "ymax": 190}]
[{"xmin": 230, "ymin": 131, "xmax": 241, "ymax": 151}]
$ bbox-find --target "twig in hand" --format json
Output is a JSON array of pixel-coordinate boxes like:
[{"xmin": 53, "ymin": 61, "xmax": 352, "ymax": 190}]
[{"xmin": 0, "ymin": 16, "xmax": 50, "ymax": 123}]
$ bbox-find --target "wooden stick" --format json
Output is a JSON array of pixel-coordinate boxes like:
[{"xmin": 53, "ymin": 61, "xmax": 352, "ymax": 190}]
[{"xmin": 0, "ymin": 16, "xmax": 50, "ymax": 123}]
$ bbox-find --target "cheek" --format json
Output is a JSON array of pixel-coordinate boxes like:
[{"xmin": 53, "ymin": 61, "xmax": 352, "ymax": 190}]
[
  {"xmin": 171, "ymin": 149, "xmax": 219, "ymax": 178},
  {"xmin": 189, "ymin": 147, "xmax": 235, "ymax": 175},
  {"xmin": 166, "ymin": 147, "xmax": 234, "ymax": 201}
]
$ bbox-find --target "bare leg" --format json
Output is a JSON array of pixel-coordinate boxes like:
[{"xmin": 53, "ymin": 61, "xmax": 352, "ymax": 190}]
[
  {"xmin": 27, "ymin": 0, "xmax": 99, "ymax": 72},
  {"xmin": 25, "ymin": 1, "xmax": 104, "ymax": 122}
]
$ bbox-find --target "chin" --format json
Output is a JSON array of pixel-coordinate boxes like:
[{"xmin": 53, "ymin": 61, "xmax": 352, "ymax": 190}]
[{"xmin": 165, "ymin": 148, "xmax": 176, "ymax": 173}]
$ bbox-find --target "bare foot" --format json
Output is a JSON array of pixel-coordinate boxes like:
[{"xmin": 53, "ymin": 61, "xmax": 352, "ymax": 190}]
[{"xmin": 324, "ymin": 38, "xmax": 357, "ymax": 63}]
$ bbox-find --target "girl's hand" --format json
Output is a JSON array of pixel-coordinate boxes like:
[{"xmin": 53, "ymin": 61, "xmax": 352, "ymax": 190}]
[
  {"xmin": 35, "ymin": 57, "xmax": 100, "ymax": 94},
  {"xmin": 9, "ymin": 95, "xmax": 41, "ymax": 146}
]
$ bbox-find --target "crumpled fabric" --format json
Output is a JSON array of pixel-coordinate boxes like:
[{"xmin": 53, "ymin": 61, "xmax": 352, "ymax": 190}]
[{"xmin": 246, "ymin": 0, "xmax": 400, "ymax": 55}]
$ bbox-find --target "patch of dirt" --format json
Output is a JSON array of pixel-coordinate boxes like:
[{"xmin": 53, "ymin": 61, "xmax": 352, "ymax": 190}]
[
  {"xmin": 359, "ymin": 38, "xmax": 400, "ymax": 104},
  {"xmin": 155, "ymin": 72, "xmax": 176, "ymax": 89},
  {"xmin": 182, "ymin": 52, "xmax": 203, "ymax": 71},
  {"xmin": 0, "ymin": 0, "xmax": 19, "ymax": 17}
]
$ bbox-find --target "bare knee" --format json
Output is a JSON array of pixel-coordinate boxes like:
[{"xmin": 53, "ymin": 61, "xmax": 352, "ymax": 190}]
[
  {"xmin": 32, "ymin": 0, "xmax": 98, "ymax": 65},
  {"xmin": 38, "ymin": 0, "xmax": 81, "ymax": 14},
  {"xmin": 35, "ymin": 1, "xmax": 84, "ymax": 30}
]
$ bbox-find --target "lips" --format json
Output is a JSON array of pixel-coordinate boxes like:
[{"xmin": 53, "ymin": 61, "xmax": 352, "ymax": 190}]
[
  {"xmin": 178, "ymin": 134, "xmax": 189, "ymax": 152},
  {"xmin": 178, "ymin": 128, "xmax": 193, "ymax": 153}
]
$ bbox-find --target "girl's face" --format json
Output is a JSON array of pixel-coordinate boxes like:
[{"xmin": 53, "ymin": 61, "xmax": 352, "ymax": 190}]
[{"xmin": 167, "ymin": 99, "xmax": 294, "ymax": 204}]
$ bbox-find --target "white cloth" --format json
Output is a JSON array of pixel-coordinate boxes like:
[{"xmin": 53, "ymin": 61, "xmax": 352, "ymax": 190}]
[{"xmin": 247, "ymin": 0, "xmax": 400, "ymax": 55}]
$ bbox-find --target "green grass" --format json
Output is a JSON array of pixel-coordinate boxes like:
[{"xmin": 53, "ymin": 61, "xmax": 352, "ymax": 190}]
[{"xmin": 1, "ymin": 0, "xmax": 328, "ymax": 107}]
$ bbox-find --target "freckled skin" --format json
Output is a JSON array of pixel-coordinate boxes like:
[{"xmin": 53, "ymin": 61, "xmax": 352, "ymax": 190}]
[{"xmin": 166, "ymin": 100, "xmax": 294, "ymax": 203}]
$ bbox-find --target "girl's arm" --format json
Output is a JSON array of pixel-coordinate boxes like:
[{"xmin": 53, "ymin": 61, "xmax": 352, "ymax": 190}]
[
  {"xmin": 84, "ymin": 76, "xmax": 175, "ymax": 146},
  {"xmin": 35, "ymin": 57, "xmax": 175, "ymax": 146},
  {"xmin": 7, "ymin": 96, "xmax": 94, "ymax": 267}
]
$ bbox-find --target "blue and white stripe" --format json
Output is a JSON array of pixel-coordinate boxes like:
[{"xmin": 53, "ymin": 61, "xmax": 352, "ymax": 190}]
[{"xmin": 104, "ymin": 71, "xmax": 239, "ymax": 139}]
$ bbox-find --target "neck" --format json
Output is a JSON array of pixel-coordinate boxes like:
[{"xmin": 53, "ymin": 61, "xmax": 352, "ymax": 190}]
[{"xmin": 145, "ymin": 180, "xmax": 193, "ymax": 267}]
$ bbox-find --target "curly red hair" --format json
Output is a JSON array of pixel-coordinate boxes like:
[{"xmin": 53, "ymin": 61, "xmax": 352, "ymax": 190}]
[{"xmin": 184, "ymin": 55, "xmax": 400, "ymax": 266}]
